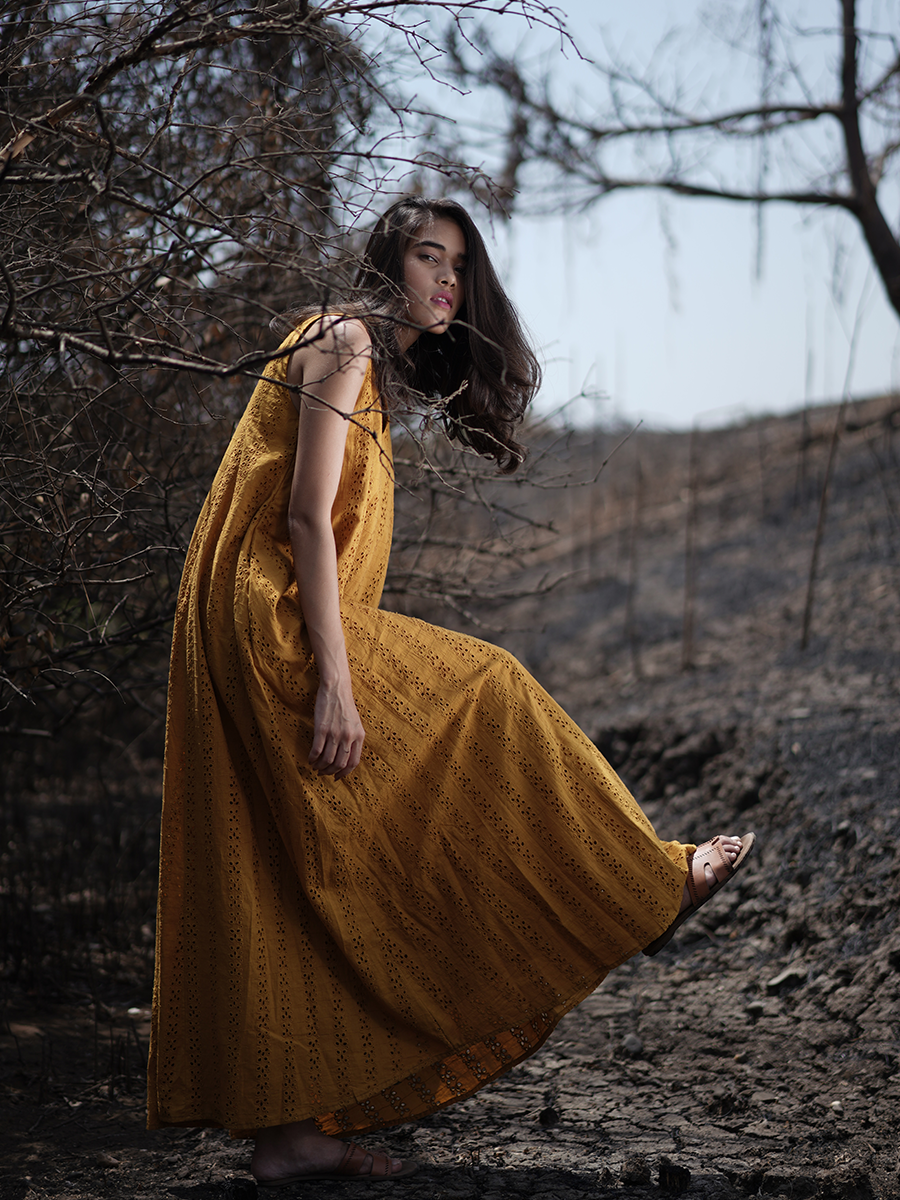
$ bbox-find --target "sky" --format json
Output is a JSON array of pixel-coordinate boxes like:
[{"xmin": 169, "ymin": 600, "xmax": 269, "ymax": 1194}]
[
  {"xmin": 501, "ymin": 187, "xmax": 899, "ymax": 430},
  {"xmin": 418, "ymin": 0, "xmax": 900, "ymax": 430}
]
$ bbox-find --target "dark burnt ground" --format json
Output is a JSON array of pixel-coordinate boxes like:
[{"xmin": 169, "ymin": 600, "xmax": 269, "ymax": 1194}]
[{"xmin": 2, "ymin": 396, "xmax": 899, "ymax": 1200}]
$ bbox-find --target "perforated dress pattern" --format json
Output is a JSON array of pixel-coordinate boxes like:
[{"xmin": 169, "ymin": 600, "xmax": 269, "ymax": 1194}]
[{"xmin": 148, "ymin": 322, "xmax": 693, "ymax": 1137}]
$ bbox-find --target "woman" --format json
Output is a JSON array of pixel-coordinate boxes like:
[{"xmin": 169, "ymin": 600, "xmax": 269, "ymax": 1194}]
[{"xmin": 148, "ymin": 197, "xmax": 754, "ymax": 1185}]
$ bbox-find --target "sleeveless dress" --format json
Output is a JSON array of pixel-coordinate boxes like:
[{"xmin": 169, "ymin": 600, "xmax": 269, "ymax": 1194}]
[{"xmin": 147, "ymin": 323, "xmax": 692, "ymax": 1138}]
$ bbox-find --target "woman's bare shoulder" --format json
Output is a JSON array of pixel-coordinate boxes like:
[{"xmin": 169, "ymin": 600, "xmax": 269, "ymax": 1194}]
[
  {"xmin": 295, "ymin": 314, "xmax": 371, "ymax": 359},
  {"xmin": 286, "ymin": 316, "xmax": 372, "ymax": 400}
]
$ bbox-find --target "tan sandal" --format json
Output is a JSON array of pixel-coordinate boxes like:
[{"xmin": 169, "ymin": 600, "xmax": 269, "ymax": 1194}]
[
  {"xmin": 256, "ymin": 1141, "xmax": 419, "ymax": 1187},
  {"xmin": 643, "ymin": 832, "xmax": 756, "ymax": 957}
]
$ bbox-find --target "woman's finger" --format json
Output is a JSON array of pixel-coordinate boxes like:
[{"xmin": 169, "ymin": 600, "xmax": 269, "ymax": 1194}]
[
  {"xmin": 309, "ymin": 729, "xmax": 361, "ymax": 775},
  {"xmin": 314, "ymin": 733, "xmax": 364, "ymax": 778},
  {"xmin": 308, "ymin": 730, "xmax": 332, "ymax": 768},
  {"xmin": 333, "ymin": 736, "xmax": 364, "ymax": 779}
]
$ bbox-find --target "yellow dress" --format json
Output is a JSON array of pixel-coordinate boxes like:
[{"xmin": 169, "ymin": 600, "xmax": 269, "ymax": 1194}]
[{"xmin": 148, "ymin": 324, "xmax": 691, "ymax": 1137}]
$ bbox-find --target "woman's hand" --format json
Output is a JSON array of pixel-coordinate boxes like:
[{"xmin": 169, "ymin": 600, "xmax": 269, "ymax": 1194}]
[{"xmin": 309, "ymin": 677, "xmax": 365, "ymax": 779}]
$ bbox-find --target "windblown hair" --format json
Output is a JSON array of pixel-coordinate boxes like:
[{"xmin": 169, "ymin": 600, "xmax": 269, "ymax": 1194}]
[{"xmin": 289, "ymin": 197, "xmax": 541, "ymax": 473}]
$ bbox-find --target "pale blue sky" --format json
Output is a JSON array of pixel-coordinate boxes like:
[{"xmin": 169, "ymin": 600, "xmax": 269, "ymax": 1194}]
[
  {"xmin": 501, "ymin": 186, "xmax": 899, "ymax": 430},
  {"xmin": 422, "ymin": 0, "xmax": 900, "ymax": 429}
]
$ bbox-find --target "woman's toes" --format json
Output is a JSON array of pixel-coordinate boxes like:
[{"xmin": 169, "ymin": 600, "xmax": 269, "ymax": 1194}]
[
  {"xmin": 700, "ymin": 835, "xmax": 743, "ymax": 887},
  {"xmin": 720, "ymin": 834, "xmax": 742, "ymax": 862}
]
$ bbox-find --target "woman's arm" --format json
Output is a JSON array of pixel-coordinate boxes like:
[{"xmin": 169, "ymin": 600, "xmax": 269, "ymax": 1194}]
[{"xmin": 286, "ymin": 317, "xmax": 371, "ymax": 779}]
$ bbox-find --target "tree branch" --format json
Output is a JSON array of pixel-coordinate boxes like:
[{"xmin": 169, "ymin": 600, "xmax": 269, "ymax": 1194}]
[{"xmin": 839, "ymin": 0, "xmax": 900, "ymax": 315}]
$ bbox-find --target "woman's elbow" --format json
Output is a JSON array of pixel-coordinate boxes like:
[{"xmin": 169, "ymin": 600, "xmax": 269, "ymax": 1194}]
[{"xmin": 288, "ymin": 507, "xmax": 333, "ymax": 547}]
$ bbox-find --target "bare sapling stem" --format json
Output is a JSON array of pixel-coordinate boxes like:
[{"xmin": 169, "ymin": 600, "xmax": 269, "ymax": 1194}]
[
  {"xmin": 682, "ymin": 426, "xmax": 700, "ymax": 671},
  {"xmin": 625, "ymin": 456, "xmax": 644, "ymax": 679},
  {"xmin": 800, "ymin": 399, "xmax": 846, "ymax": 650}
]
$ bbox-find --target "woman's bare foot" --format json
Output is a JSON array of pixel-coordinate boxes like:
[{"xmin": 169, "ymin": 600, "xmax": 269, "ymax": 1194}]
[
  {"xmin": 643, "ymin": 832, "xmax": 756, "ymax": 957},
  {"xmin": 251, "ymin": 1119, "xmax": 408, "ymax": 1184}
]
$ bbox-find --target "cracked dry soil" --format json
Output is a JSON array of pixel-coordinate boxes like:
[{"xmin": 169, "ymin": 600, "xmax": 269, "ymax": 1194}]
[{"xmin": 2, "ymin": 396, "xmax": 899, "ymax": 1199}]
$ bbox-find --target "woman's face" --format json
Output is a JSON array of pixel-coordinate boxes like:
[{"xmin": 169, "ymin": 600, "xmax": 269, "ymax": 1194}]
[{"xmin": 401, "ymin": 218, "xmax": 467, "ymax": 339}]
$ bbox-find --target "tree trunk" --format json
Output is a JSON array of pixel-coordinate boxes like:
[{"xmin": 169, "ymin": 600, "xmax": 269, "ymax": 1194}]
[{"xmin": 840, "ymin": 0, "xmax": 900, "ymax": 319}]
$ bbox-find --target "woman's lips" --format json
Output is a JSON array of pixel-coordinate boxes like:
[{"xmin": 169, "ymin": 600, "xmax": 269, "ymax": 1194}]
[{"xmin": 431, "ymin": 292, "xmax": 453, "ymax": 310}]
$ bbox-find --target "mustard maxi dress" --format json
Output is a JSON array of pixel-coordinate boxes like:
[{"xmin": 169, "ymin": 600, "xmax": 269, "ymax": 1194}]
[{"xmin": 148, "ymin": 322, "xmax": 693, "ymax": 1138}]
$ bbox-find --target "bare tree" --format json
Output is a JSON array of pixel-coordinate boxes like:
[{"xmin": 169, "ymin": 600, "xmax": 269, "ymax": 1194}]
[
  {"xmin": 1, "ymin": 0, "xmax": 579, "ymax": 992},
  {"xmin": 0, "ymin": 0, "xmax": 562, "ymax": 743},
  {"xmin": 449, "ymin": 0, "xmax": 900, "ymax": 320}
]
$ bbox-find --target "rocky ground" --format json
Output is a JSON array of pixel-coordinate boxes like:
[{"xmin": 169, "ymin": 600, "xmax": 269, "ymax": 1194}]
[{"xmin": 2, "ymin": 395, "xmax": 898, "ymax": 1199}]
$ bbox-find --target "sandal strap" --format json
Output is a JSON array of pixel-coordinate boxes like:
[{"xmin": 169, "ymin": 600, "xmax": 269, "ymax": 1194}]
[
  {"xmin": 365, "ymin": 1149, "xmax": 393, "ymax": 1179},
  {"xmin": 335, "ymin": 1142, "xmax": 392, "ymax": 1179},
  {"xmin": 685, "ymin": 836, "xmax": 734, "ymax": 906}
]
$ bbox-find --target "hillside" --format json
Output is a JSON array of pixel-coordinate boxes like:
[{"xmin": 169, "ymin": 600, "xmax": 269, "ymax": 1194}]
[{"xmin": 2, "ymin": 394, "xmax": 899, "ymax": 1200}]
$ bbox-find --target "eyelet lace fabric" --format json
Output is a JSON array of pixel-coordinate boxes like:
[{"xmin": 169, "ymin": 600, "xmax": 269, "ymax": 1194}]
[{"xmin": 148, "ymin": 321, "xmax": 692, "ymax": 1138}]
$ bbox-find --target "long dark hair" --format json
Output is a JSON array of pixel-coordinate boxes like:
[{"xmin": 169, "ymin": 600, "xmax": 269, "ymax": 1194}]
[
  {"xmin": 357, "ymin": 197, "xmax": 540, "ymax": 472},
  {"xmin": 288, "ymin": 197, "xmax": 541, "ymax": 473}
]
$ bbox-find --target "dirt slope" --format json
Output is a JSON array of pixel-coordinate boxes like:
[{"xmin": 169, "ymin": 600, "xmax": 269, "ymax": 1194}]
[{"xmin": 2, "ymin": 396, "xmax": 898, "ymax": 1200}]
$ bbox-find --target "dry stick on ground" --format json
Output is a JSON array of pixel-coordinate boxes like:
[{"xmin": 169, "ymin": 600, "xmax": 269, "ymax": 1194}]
[{"xmin": 682, "ymin": 425, "xmax": 700, "ymax": 671}]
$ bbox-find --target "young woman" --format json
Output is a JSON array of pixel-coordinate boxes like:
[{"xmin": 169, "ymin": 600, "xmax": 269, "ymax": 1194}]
[{"xmin": 148, "ymin": 196, "xmax": 754, "ymax": 1185}]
